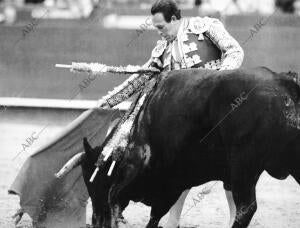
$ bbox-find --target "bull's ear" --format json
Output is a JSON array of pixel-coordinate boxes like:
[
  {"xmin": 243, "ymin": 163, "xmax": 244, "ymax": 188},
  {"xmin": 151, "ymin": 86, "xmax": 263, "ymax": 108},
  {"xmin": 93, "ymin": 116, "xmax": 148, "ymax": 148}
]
[{"xmin": 83, "ymin": 137, "xmax": 93, "ymax": 156}]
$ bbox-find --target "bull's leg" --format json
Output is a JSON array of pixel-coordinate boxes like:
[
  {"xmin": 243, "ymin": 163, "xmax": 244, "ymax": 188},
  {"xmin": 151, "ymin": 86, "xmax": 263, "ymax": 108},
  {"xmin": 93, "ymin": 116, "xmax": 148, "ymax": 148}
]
[
  {"xmin": 146, "ymin": 206, "xmax": 169, "ymax": 228},
  {"xmin": 225, "ymin": 190, "xmax": 236, "ymax": 227},
  {"xmin": 146, "ymin": 197, "xmax": 180, "ymax": 228},
  {"xmin": 110, "ymin": 204, "xmax": 123, "ymax": 228},
  {"xmin": 107, "ymin": 193, "xmax": 130, "ymax": 228},
  {"xmin": 231, "ymin": 179, "xmax": 258, "ymax": 228},
  {"xmin": 224, "ymin": 177, "xmax": 236, "ymax": 227},
  {"xmin": 292, "ymin": 175, "xmax": 300, "ymax": 185},
  {"xmin": 107, "ymin": 165, "xmax": 137, "ymax": 228},
  {"xmin": 165, "ymin": 187, "xmax": 237, "ymax": 228},
  {"xmin": 290, "ymin": 156, "xmax": 300, "ymax": 186},
  {"xmin": 91, "ymin": 200, "xmax": 104, "ymax": 228},
  {"xmin": 165, "ymin": 189, "xmax": 190, "ymax": 228}
]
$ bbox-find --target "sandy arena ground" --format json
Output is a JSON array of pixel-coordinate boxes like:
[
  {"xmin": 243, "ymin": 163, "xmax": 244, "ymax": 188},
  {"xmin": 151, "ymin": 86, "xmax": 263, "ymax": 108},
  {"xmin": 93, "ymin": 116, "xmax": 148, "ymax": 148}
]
[{"xmin": 1, "ymin": 114, "xmax": 300, "ymax": 228}]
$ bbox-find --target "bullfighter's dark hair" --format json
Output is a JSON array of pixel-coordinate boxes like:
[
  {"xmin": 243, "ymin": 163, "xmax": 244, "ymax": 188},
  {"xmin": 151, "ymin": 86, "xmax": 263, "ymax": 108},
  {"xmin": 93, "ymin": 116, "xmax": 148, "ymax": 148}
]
[{"xmin": 151, "ymin": 0, "xmax": 181, "ymax": 23}]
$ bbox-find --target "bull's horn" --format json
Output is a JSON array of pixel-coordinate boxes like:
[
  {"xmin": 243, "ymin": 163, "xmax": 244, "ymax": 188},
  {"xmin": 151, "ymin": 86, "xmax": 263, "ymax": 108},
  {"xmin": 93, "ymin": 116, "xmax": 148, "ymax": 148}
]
[{"xmin": 55, "ymin": 152, "xmax": 85, "ymax": 178}]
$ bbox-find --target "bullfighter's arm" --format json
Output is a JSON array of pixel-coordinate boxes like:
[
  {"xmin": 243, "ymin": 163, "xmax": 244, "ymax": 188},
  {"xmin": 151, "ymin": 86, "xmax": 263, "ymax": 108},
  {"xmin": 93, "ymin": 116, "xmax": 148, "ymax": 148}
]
[
  {"xmin": 205, "ymin": 19, "xmax": 244, "ymax": 70},
  {"xmin": 98, "ymin": 58, "xmax": 160, "ymax": 108}
]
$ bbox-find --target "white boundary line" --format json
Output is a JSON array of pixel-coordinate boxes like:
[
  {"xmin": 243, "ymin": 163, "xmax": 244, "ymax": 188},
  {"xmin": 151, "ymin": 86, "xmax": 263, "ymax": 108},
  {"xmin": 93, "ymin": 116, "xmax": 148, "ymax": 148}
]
[{"xmin": 0, "ymin": 97, "xmax": 131, "ymax": 110}]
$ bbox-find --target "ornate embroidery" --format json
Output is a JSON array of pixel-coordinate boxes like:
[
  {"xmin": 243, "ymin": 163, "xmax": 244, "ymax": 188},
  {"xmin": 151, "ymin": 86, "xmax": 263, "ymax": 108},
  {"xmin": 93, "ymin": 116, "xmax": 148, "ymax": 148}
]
[
  {"xmin": 106, "ymin": 74, "xmax": 153, "ymax": 107},
  {"xmin": 192, "ymin": 54, "xmax": 202, "ymax": 65},
  {"xmin": 182, "ymin": 42, "xmax": 198, "ymax": 53},
  {"xmin": 100, "ymin": 80, "xmax": 157, "ymax": 164},
  {"xmin": 179, "ymin": 32, "xmax": 222, "ymax": 69},
  {"xmin": 152, "ymin": 57, "xmax": 163, "ymax": 68},
  {"xmin": 181, "ymin": 33, "xmax": 188, "ymax": 42},
  {"xmin": 189, "ymin": 17, "xmax": 210, "ymax": 34},
  {"xmin": 204, "ymin": 18, "xmax": 244, "ymax": 70},
  {"xmin": 102, "ymin": 94, "xmax": 147, "ymax": 159},
  {"xmin": 204, "ymin": 59, "xmax": 222, "ymax": 70},
  {"xmin": 197, "ymin": 33, "xmax": 204, "ymax": 41},
  {"xmin": 184, "ymin": 55, "xmax": 196, "ymax": 68},
  {"xmin": 151, "ymin": 39, "xmax": 168, "ymax": 58}
]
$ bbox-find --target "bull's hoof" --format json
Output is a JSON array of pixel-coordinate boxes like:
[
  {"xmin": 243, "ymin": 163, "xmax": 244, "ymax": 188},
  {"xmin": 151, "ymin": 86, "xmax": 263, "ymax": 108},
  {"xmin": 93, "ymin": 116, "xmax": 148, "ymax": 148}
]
[
  {"xmin": 12, "ymin": 208, "xmax": 24, "ymax": 225},
  {"xmin": 117, "ymin": 217, "xmax": 130, "ymax": 228}
]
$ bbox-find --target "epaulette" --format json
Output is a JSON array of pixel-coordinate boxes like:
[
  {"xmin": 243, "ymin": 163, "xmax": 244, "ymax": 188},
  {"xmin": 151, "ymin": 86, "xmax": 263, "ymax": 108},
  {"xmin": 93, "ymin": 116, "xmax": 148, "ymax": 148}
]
[
  {"xmin": 188, "ymin": 16, "xmax": 214, "ymax": 35},
  {"xmin": 151, "ymin": 39, "xmax": 168, "ymax": 58}
]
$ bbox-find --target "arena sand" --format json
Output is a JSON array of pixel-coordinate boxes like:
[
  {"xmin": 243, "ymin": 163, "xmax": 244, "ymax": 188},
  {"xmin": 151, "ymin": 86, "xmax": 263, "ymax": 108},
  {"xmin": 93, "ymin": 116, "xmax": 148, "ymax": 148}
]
[{"xmin": 1, "ymin": 117, "xmax": 300, "ymax": 228}]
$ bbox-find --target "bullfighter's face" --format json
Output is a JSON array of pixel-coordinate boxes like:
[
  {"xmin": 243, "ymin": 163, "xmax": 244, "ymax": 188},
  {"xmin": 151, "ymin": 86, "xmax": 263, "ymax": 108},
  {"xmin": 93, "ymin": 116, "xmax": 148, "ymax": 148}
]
[{"xmin": 152, "ymin": 12, "xmax": 179, "ymax": 42}]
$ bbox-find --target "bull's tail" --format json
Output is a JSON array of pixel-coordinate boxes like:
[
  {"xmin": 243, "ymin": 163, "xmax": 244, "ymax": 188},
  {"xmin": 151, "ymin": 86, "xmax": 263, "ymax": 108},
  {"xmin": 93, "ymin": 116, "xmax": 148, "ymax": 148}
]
[{"xmin": 277, "ymin": 71, "xmax": 300, "ymax": 103}]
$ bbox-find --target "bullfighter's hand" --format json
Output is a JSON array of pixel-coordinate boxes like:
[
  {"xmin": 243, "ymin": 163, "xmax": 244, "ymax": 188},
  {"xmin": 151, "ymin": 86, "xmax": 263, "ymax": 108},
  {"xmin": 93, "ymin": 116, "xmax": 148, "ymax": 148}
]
[{"xmin": 97, "ymin": 99, "xmax": 111, "ymax": 109}]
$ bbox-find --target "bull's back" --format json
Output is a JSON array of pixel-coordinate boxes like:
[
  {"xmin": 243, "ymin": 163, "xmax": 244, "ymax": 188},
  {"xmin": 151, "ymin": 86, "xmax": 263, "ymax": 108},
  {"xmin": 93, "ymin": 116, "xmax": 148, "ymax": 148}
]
[
  {"xmin": 148, "ymin": 67, "xmax": 278, "ymax": 143},
  {"xmin": 145, "ymin": 67, "xmax": 300, "ymax": 180}
]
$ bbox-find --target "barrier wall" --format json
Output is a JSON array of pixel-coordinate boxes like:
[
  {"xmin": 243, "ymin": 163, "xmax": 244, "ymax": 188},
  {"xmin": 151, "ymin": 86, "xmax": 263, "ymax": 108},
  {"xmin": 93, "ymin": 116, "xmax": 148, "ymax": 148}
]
[{"xmin": 0, "ymin": 12, "xmax": 299, "ymax": 100}]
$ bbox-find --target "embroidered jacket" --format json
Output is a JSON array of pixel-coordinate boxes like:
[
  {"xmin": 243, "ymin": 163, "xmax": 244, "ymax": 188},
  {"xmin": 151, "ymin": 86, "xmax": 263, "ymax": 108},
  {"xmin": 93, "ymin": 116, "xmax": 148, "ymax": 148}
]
[{"xmin": 99, "ymin": 16, "xmax": 244, "ymax": 108}]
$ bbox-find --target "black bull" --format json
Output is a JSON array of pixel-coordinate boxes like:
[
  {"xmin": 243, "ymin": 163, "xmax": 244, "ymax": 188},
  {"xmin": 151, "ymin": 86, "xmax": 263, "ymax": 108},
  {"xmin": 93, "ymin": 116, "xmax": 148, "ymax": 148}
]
[{"xmin": 81, "ymin": 67, "xmax": 300, "ymax": 228}]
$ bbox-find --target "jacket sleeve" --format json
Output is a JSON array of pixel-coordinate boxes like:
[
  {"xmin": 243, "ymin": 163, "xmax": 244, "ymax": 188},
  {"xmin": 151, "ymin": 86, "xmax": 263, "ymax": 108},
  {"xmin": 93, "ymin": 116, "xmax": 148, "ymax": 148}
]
[
  {"xmin": 97, "ymin": 58, "xmax": 160, "ymax": 108},
  {"xmin": 205, "ymin": 18, "xmax": 244, "ymax": 70}
]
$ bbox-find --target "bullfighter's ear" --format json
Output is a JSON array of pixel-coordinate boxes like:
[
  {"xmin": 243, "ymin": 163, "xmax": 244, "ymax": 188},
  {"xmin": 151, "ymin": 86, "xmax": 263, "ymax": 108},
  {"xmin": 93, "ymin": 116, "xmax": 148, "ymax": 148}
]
[{"xmin": 83, "ymin": 137, "xmax": 93, "ymax": 155}]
